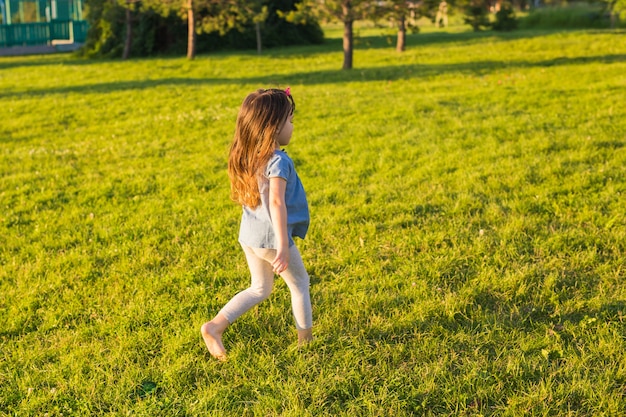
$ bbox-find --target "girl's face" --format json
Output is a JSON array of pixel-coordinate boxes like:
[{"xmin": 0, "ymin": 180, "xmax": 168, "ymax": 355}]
[{"xmin": 276, "ymin": 113, "xmax": 294, "ymax": 147}]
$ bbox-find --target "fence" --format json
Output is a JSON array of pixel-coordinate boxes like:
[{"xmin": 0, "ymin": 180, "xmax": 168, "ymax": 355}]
[{"xmin": 0, "ymin": 20, "xmax": 87, "ymax": 47}]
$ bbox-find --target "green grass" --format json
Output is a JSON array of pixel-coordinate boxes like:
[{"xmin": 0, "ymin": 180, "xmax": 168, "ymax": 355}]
[{"xmin": 1, "ymin": 26, "xmax": 626, "ymax": 416}]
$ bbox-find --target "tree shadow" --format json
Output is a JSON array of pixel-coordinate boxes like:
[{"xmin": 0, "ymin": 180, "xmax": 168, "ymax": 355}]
[
  {"xmin": 1, "ymin": 52, "xmax": 624, "ymax": 99},
  {"xmin": 362, "ymin": 291, "xmax": 625, "ymax": 351},
  {"xmin": 270, "ymin": 27, "xmax": 608, "ymax": 57},
  {"xmin": 0, "ymin": 53, "xmax": 114, "ymax": 70},
  {"xmin": 2, "ymin": 27, "xmax": 618, "ymax": 70},
  {"xmin": 360, "ymin": 29, "xmax": 553, "ymax": 49}
]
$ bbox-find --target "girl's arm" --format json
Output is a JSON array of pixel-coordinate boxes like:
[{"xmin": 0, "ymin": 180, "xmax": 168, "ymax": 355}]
[{"xmin": 269, "ymin": 177, "xmax": 289, "ymax": 273}]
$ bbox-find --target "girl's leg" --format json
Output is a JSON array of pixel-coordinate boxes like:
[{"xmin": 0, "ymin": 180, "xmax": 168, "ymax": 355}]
[
  {"xmin": 252, "ymin": 245, "xmax": 313, "ymax": 343},
  {"xmin": 219, "ymin": 244, "xmax": 275, "ymax": 323},
  {"xmin": 201, "ymin": 244, "xmax": 275, "ymax": 359}
]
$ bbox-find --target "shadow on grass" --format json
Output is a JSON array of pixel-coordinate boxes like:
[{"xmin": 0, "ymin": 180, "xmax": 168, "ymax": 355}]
[
  {"xmin": 320, "ymin": 28, "xmax": 567, "ymax": 51},
  {"xmin": 0, "ymin": 31, "xmax": 480, "ymax": 70},
  {"xmin": 1, "ymin": 28, "xmax": 622, "ymax": 71},
  {"xmin": 0, "ymin": 53, "xmax": 110, "ymax": 70},
  {"xmin": 360, "ymin": 286, "xmax": 625, "ymax": 348},
  {"xmin": 2, "ymin": 53, "xmax": 625, "ymax": 99}
]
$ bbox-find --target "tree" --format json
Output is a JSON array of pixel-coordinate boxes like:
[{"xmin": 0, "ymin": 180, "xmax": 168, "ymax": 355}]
[
  {"xmin": 608, "ymin": 0, "xmax": 626, "ymax": 28},
  {"xmin": 491, "ymin": 2, "xmax": 517, "ymax": 31},
  {"xmin": 396, "ymin": 12, "xmax": 406, "ymax": 52},
  {"xmin": 197, "ymin": 0, "xmax": 271, "ymax": 56},
  {"xmin": 283, "ymin": 0, "xmax": 373, "ymax": 69},
  {"xmin": 82, "ymin": 0, "xmax": 127, "ymax": 57},
  {"xmin": 463, "ymin": 0, "xmax": 490, "ymax": 31},
  {"xmin": 122, "ymin": 0, "xmax": 139, "ymax": 59},
  {"xmin": 375, "ymin": 1, "xmax": 425, "ymax": 52},
  {"xmin": 236, "ymin": 1, "xmax": 269, "ymax": 54},
  {"xmin": 140, "ymin": 0, "xmax": 252, "ymax": 59},
  {"xmin": 187, "ymin": 0, "xmax": 196, "ymax": 59},
  {"xmin": 138, "ymin": 0, "xmax": 192, "ymax": 56}
]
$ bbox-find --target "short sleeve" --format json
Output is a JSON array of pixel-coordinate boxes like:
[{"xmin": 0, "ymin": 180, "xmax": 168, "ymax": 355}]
[{"xmin": 266, "ymin": 153, "xmax": 291, "ymax": 180}]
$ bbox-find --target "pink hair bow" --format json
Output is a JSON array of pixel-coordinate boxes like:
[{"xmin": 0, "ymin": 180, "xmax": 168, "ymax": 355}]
[{"xmin": 285, "ymin": 87, "xmax": 291, "ymax": 96}]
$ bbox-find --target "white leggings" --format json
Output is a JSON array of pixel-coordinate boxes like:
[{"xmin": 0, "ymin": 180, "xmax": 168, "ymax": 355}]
[{"xmin": 219, "ymin": 244, "xmax": 312, "ymax": 330}]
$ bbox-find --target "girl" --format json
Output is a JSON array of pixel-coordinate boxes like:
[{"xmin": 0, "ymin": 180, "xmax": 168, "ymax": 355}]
[{"xmin": 201, "ymin": 88, "xmax": 313, "ymax": 360}]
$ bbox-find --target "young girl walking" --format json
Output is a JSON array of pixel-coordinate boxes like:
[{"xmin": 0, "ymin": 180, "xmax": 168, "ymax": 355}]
[{"xmin": 201, "ymin": 88, "xmax": 313, "ymax": 360}]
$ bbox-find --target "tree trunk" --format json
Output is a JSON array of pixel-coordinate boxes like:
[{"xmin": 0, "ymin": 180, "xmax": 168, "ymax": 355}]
[
  {"xmin": 187, "ymin": 0, "xmax": 196, "ymax": 60},
  {"xmin": 122, "ymin": 0, "xmax": 132, "ymax": 59},
  {"xmin": 342, "ymin": 19, "xmax": 353, "ymax": 70},
  {"xmin": 396, "ymin": 15, "xmax": 406, "ymax": 52},
  {"xmin": 255, "ymin": 21, "xmax": 262, "ymax": 55},
  {"xmin": 342, "ymin": 1, "xmax": 353, "ymax": 70}
]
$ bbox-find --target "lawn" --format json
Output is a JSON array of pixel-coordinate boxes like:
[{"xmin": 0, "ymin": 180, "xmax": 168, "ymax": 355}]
[{"xmin": 1, "ymin": 24, "xmax": 625, "ymax": 416}]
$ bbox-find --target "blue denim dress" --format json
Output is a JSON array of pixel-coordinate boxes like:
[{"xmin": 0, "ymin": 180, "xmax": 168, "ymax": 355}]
[{"xmin": 238, "ymin": 150, "xmax": 309, "ymax": 249}]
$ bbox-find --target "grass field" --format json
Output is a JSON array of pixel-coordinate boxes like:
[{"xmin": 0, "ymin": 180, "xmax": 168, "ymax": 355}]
[{"xmin": 1, "ymin": 24, "xmax": 626, "ymax": 416}]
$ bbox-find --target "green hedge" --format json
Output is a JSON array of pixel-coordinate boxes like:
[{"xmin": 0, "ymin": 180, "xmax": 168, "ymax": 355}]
[{"xmin": 520, "ymin": 3, "xmax": 622, "ymax": 29}]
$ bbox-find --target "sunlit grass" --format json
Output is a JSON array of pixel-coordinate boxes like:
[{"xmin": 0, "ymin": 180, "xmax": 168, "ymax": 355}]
[{"xmin": 1, "ymin": 26, "xmax": 625, "ymax": 416}]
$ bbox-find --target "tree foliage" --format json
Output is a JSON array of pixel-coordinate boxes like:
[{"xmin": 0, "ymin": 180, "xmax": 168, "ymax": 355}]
[
  {"xmin": 81, "ymin": 0, "xmax": 323, "ymax": 58},
  {"xmin": 492, "ymin": 2, "xmax": 517, "ymax": 31},
  {"xmin": 609, "ymin": 0, "xmax": 626, "ymax": 21},
  {"xmin": 463, "ymin": 0, "xmax": 490, "ymax": 31},
  {"xmin": 82, "ymin": 0, "xmax": 127, "ymax": 57}
]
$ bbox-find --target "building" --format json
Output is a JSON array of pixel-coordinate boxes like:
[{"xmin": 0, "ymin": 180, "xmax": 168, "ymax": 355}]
[{"xmin": 0, "ymin": 0, "xmax": 86, "ymax": 48}]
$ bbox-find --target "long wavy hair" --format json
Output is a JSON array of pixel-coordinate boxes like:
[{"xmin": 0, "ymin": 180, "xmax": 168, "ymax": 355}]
[{"xmin": 228, "ymin": 88, "xmax": 295, "ymax": 208}]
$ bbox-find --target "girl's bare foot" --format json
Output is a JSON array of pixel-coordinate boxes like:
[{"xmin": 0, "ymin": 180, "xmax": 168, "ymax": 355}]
[
  {"xmin": 201, "ymin": 316, "xmax": 228, "ymax": 360},
  {"xmin": 297, "ymin": 328, "xmax": 313, "ymax": 346}
]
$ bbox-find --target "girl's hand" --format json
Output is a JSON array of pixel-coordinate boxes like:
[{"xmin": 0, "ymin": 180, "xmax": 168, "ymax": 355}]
[{"xmin": 272, "ymin": 246, "xmax": 290, "ymax": 274}]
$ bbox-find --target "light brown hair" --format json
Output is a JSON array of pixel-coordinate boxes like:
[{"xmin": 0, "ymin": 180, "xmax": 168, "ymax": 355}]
[{"xmin": 228, "ymin": 89, "xmax": 295, "ymax": 208}]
